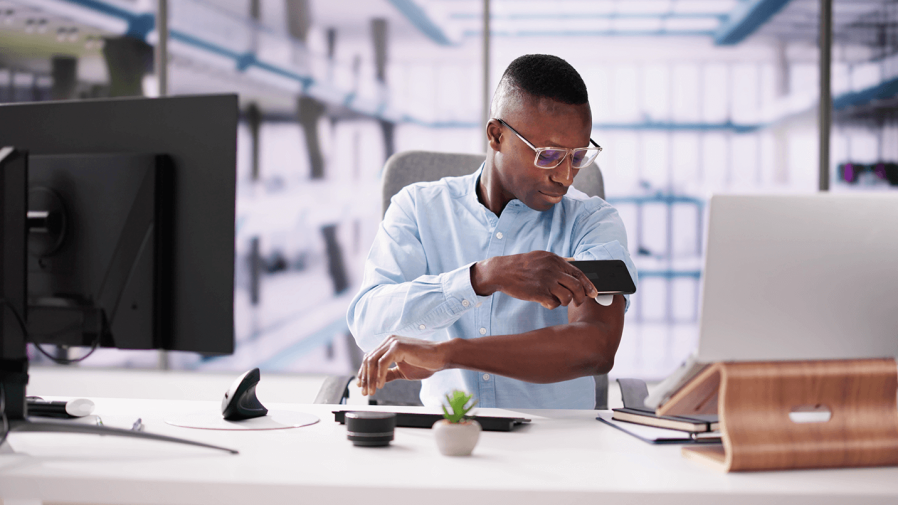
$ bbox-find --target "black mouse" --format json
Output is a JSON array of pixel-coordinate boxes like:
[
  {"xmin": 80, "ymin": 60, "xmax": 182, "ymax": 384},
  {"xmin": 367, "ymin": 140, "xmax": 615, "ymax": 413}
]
[{"xmin": 221, "ymin": 368, "xmax": 269, "ymax": 421}]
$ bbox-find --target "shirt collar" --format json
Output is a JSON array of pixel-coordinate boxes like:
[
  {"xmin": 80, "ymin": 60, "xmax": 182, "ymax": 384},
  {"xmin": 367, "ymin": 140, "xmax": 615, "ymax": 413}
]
[
  {"xmin": 469, "ymin": 161, "xmax": 544, "ymax": 218},
  {"xmin": 468, "ymin": 162, "xmax": 485, "ymax": 207}
]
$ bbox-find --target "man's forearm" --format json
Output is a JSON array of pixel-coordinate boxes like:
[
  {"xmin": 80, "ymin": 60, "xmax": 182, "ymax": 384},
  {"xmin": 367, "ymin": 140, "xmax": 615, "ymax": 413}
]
[
  {"xmin": 356, "ymin": 295, "xmax": 626, "ymax": 396},
  {"xmin": 440, "ymin": 320, "xmax": 621, "ymax": 384},
  {"xmin": 348, "ymin": 263, "xmax": 483, "ymax": 351},
  {"xmin": 349, "ymin": 283, "xmax": 460, "ymax": 349}
]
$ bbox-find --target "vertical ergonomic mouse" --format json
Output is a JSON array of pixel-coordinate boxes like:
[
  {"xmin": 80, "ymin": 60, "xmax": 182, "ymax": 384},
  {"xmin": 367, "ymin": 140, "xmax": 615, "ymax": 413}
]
[{"xmin": 221, "ymin": 368, "xmax": 269, "ymax": 420}]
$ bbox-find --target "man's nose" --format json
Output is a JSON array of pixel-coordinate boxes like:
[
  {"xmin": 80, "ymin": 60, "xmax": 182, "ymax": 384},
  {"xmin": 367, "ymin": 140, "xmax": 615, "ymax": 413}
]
[{"xmin": 550, "ymin": 154, "xmax": 575, "ymax": 186}]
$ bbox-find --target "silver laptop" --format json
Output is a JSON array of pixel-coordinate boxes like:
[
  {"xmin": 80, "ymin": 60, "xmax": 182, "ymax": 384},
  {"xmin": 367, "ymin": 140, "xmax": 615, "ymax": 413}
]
[{"xmin": 645, "ymin": 193, "xmax": 898, "ymax": 409}]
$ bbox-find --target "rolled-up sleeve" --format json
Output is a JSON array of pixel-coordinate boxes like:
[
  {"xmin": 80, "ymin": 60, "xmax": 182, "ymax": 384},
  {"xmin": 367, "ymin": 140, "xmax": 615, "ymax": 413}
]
[{"xmin": 570, "ymin": 203, "xmax": 639, "ymax": 311}]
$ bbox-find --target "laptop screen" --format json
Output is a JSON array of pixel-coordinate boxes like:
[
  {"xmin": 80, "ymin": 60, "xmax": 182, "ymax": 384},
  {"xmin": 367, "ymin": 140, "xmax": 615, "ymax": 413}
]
[{"xmin": 696, "ymin": 194, "xmax": 898, "ymax": 362}]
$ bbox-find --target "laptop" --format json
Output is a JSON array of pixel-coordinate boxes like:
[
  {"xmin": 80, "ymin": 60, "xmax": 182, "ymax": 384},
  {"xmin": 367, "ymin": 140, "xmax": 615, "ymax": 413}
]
[{"xmin": 645, "ymin": 193, "xmax": 898, "ymax": 409}]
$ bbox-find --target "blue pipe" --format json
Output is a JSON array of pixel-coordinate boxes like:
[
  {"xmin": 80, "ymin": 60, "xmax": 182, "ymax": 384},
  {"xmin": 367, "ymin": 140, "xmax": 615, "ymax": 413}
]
[
  {"xmin": 464, "ymin": 29, "xmax": 716, "ymax": 38},
  {"xmin": 606, "ymin": 194, "xmax": 705, "ymax": 208},
  {"xmin": 715, "ymin": 0, "xmax": 793, "ymax": 46},
  {"xmin": 451, "ymin": 13, "xmax": 726, "ymax": 21},
  {"xmin": 387, "ymin": 0, "xmax": 455, "ymax": 46},
  {"xmin": 638, "ymin": 270, "xmax": 702, "ymax": 279}
]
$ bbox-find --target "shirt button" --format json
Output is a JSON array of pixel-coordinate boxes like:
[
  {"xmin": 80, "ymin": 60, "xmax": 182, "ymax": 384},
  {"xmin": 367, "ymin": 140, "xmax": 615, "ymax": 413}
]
[
  {"xmin": 462, "ymin": 299, "xmax": 470, "ymax": 307},
  {"xmin": 483, "ymin": 374, "xmax": 490, "ymax": 381},
  {"xmin": 479, "ymin": 328, "xmax": 487, "ymax": 335},
  {"xmin": 418, "ymin": 324, "xmax": 426, "ymax": 330},
  {"xmin": 496, "ymin": 232, "xmax": 503, "ymax": 239}
]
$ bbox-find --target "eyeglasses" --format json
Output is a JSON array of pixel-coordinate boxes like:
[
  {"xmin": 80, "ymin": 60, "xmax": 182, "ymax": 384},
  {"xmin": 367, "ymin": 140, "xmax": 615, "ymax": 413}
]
[{"xmin": 495, "ymin": 118, "xmax": 602, "ymax": 169}]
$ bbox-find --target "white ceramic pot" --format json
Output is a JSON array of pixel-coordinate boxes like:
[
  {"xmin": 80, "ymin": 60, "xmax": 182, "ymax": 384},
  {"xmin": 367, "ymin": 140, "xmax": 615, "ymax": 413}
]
[{"xmin": 433, "ymin": 419, "xmax": 481, "ymax": 456}]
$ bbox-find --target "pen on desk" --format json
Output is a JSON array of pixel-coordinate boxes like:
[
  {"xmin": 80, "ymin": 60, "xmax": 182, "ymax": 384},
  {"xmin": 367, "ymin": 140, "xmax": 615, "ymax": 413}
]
[
  {"xmin": 131, "ymin": 418, "xmax": 144, "ymax": 432},
  {"xmin": 26, "ymin": 396, "xmax": 95, "ymax": 418}
]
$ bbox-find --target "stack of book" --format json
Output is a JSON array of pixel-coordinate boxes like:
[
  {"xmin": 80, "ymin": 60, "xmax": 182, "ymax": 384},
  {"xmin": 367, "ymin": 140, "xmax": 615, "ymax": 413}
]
[
  {"xmin": 612, "ymin": 407, "xmax": 718, "ymax": 432},
  {"xmin": 610, "ymin": 407, "xmax": 720, "ymax": 441},
  {"xmin": 596, "ymin": 378, "xmax": 721, "ymax": 444}
]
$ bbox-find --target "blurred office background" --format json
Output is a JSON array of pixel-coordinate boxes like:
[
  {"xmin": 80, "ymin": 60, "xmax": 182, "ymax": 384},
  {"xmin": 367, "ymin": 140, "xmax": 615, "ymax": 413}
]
[{"xmin": 3, "ymin": 0, "xmax": 897, "ymax": 382}]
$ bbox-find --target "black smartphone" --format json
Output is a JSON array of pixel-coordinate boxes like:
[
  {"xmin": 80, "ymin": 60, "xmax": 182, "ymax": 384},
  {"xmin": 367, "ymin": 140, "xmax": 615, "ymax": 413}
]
[{"xmin": 568, "ymin": 259, "xmax": 636, "ymax": 295}]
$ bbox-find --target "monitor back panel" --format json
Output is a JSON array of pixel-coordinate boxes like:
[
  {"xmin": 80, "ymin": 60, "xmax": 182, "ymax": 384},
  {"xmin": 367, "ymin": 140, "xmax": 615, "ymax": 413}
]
[
  {"xmin": 698, "ymin": 193, "xmax": 898, "ymax": 363},
  {"xmin": 0, "ymin": 95, "xmax": 237, "ymax": 354},
  {"xmin": 28, "ymin": 153, "xmax": 170, "ymax": 350}
]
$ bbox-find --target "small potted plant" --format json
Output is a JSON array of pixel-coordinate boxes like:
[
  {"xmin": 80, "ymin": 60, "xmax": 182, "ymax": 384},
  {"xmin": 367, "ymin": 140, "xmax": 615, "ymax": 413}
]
[{"xmin": 433, "ymin": 390, "xmax": 480, "ymax": 456}]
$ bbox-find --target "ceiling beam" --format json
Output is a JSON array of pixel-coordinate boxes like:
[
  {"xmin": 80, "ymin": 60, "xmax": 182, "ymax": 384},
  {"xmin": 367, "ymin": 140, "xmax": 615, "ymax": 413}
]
[
  {"xmin": 386, "ymin": 0, "xmax": 454, "ymax": 46},
  {"xmin": 715, "ymin": 0, "xmax": 793, "ymax": 45},
  {"xmin": 463, "ymin": 30, "xmax": 716, "ymax": 38},
  {"xmin": 450, "ymin": 13, "xmax": 726, "ymax": 20}
]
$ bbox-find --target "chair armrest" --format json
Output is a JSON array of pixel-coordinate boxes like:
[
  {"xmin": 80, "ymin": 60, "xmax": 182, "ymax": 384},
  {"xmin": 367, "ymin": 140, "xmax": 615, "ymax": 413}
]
[
  {"xmin": 595, "ymin": 374, "xmax": 609, "ymax": 410},
  {"xmin": 314, "ymin": 375, "xmax": 354, "ymax": 404}
]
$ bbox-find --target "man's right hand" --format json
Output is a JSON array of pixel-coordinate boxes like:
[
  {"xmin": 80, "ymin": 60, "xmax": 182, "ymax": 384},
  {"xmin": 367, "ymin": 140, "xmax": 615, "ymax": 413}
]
[{"xmin": 470, "ymin": 251, "xmax": 599, "ymax": 309}]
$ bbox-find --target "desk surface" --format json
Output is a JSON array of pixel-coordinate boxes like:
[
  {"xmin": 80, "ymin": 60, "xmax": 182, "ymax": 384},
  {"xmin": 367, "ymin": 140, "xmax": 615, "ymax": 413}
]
[{"xmin": 2, "ymin": 398, "xmax": 897, "ymax": 505}]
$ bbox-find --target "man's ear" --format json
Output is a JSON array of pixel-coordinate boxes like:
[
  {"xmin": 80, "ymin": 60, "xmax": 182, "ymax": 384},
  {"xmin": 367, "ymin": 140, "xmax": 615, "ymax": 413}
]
[{"xmin": 486, "ymin": 120, "xmax": 503, "ymax": 152}]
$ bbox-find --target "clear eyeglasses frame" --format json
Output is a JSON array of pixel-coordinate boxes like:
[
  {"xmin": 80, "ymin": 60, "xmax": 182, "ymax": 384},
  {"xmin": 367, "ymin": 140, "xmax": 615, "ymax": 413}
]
[{"xmin": 494, "ymin": 118, "xmax": 602, "ymax": 169}]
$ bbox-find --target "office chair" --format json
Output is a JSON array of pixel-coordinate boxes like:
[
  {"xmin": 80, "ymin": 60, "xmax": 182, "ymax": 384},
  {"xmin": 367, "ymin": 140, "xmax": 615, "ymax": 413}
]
[{"xmin": 315, "ymin": 150, "xmax": 609, "ymax": 409}]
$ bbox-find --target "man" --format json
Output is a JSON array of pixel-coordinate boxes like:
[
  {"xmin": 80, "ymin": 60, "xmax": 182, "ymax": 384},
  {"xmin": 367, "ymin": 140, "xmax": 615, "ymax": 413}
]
[{"xmin": 346, "ymin": 54, "xmax": 637, "ymax": 409}]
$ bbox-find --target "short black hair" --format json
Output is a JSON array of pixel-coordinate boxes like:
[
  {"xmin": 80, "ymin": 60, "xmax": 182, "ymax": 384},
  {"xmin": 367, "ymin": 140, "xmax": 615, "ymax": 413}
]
[{"xmin": 500, "ymin": 54, "xmax": 588, "ymax": 105}]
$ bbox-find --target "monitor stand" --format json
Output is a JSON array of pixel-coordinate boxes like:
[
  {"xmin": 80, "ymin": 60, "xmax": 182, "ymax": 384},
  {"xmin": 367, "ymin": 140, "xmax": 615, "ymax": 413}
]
[{"xmin": 2, "ymin": 418, "xmax": 238, "ymax": 454}]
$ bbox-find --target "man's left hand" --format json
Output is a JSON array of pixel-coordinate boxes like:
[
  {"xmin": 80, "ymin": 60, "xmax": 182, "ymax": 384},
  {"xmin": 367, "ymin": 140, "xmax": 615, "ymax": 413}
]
[{"xmin": 357, "ymin": 336, "xmax": 449, "ymax": 396}]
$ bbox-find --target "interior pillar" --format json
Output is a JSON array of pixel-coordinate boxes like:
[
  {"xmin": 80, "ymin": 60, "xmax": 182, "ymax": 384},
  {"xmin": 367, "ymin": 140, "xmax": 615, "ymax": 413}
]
[
  {"xmin": 50, "ymin": 56, "xmax": 77, "ymax": 100},
  {"xmin": 250, "ymin": 0, "xmax": 261, "ymax": 53},
  {"xmin": 155, "ymin": 0, "xmax": 168, "ymax": 97},
  {"xmin": 247, "ymin": 103, "xmax": 262, "ymax": 181},
  {"xmin": 772, "ymin": 40, "xmax": 790, "ymax": 185},
  {"xmin": 297, "ymin": 96, "xmax": 326, "ymax": 179},
  {"xmin": 482, "ymin": 0, "xmax": 491, "ymax": 152},
  {"xmin": 286, "ymin": 0, "xmax": 311, "ymax": 66},
  {"xmin": 818, "ymin": 0, "xmax": 833, "ymax": 191},
  {"xmin": 371, "ymin": 18, "xmax": 393, "ymax": 161},
  {"xmin": 285, "ymin": 0, "xmax": 311, "ymax": 42},
  {"xmin": 326, "ymin": 28, "xmax": 337, "ymax": 82},
  {"xmin": 102, "ymin": 37, "xmax": 153, "ymax": 97}
]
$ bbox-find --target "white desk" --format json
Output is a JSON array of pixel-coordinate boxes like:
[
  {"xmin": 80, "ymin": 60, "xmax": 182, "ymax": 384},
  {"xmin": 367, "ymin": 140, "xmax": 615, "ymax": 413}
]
[{"xmin": 1, "ymin": 398, "xmax": 897, "ymax": 505}]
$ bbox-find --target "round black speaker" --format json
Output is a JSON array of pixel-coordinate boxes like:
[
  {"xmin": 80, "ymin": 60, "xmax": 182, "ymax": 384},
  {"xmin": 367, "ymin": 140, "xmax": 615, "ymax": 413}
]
[{"xmin": 345, "ymin": 411, "xmax": 396, "ymax": 447}]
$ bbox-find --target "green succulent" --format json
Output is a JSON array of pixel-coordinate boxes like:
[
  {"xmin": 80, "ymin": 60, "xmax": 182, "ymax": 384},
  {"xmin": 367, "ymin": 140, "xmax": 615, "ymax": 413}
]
[{"xmin": 441, "ymin": 390, "xmax": 478, "ymax": 424}]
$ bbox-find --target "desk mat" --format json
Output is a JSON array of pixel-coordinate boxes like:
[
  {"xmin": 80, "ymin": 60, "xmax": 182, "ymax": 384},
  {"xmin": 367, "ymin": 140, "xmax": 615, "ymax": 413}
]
[{"xmin": 166, "ymin": 410, "xmax": 319, "ymax": 430}]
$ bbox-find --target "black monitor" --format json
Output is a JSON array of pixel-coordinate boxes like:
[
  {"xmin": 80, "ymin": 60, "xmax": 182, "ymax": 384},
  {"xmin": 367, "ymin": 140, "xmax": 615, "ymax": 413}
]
[{"xmin": 0, "ymin": 94, "xmax": 238, "ymax": 423}]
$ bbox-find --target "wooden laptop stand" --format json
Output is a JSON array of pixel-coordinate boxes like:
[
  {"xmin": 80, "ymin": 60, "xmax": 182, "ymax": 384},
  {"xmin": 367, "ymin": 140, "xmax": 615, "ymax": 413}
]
[{"xmin": 657, "ymin": 358, "xmax": 898, "ymax": 472}]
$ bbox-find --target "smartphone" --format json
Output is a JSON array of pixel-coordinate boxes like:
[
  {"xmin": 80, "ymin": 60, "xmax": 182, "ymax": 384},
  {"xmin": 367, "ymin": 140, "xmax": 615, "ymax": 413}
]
[{"xmin": 568, "ymin": 260, "xmax": 636, "ymax": 295}]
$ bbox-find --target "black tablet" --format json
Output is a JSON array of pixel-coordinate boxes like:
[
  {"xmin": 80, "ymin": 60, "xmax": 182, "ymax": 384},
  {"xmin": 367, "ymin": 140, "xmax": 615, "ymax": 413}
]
[
  {"xmin": 333, "ymin": 411, "xmax": 530, "ymax": 432},
  {"xmin": 568, "ymin": 259, "xmax": 636, "ymax": 295}
]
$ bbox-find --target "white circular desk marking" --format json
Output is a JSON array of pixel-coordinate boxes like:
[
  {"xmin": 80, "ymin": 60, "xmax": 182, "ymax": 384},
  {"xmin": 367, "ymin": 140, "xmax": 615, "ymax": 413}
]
[{"xmin": 165, "ymin": 410, "xmax": 319, "ymax": 431}]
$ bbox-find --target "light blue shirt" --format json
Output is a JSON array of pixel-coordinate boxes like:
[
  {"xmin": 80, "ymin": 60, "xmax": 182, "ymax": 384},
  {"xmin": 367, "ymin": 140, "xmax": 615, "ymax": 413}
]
[{"xmin": 347, "ymin": 165, "xmax": 637, "ymax": 409}]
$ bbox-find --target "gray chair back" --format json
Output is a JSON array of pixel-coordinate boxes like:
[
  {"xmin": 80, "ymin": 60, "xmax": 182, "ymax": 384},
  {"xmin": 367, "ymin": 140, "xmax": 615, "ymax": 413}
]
[
  {"xmin": 381, "ymin": 150, "xmax": 604, "ymax": 217},
  {"xmin": 381, "ymin": 151, "xmax": 486, "ymax": 217},
  {"xmin": 370, "ymin": 150, "xmax": 609, "ymax": 409}
]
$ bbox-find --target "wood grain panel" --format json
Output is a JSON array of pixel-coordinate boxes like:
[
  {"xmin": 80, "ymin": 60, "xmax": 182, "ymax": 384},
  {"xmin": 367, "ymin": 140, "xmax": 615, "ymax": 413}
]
[{"xmin": 660, "ymin": 359, "xmax": 898, "ymax": 472}]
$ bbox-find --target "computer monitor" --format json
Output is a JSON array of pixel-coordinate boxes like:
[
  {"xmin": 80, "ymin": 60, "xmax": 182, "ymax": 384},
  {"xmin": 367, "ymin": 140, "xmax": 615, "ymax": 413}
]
[{"xmin": 0, "ymin": 94, "xmax": 238, "ymax": 421}]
